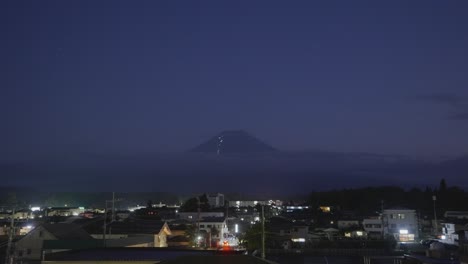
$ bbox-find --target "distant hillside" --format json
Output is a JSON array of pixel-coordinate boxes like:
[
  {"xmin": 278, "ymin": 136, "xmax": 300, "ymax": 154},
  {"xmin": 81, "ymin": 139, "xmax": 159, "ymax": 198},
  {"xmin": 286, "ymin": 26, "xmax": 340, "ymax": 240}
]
[{"xmin": 190, "ymin": 130, "xmax": 276, "ymax": 154}]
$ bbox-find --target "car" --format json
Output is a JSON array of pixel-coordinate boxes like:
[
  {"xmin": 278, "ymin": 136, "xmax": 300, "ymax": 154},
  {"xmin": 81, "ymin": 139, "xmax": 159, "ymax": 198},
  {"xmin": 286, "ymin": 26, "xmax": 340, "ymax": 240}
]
[{"xmin": 420, "ymin": 239, "xmax": 438, "ymax": 247}]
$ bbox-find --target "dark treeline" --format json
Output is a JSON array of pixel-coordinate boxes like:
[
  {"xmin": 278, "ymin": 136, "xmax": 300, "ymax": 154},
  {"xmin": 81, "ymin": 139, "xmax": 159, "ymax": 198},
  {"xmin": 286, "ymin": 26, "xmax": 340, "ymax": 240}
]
[
  {"xmin": 308, "ymin": 179, "xmax": 468, "ymax": 216},
  {"xmin": 0, "ymin": 188, "xmax": 182, "ymax": 209}
]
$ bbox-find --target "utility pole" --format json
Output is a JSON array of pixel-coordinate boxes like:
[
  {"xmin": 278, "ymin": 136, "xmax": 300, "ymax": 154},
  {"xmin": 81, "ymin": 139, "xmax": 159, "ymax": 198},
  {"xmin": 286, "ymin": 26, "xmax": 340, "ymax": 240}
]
[
  {"xmin": 103, "ymin": 194, "xmax": 121, "ymax": 245},
  {"xmin": 197, "ymin": 196, "xmax": 201, "ymax": 247},
  {"xmin": 103, "ymin": 204, "xmax": 107, "ymax": 248},
  {"xmin": 111, "ymin": 192, "xmax": 116, "ymax": 222},
  {"xmin": 381, "ymin": 200, "xmax": 385, "ymax": 239},
  {"xmin": 433, "ymin": 195, "xmax": 438, "ymax": 235},
  {"xmin": 261, "ymin": 204, "xmax": 265, "ymax": 260},
  {"xmin": 5, "ymin": 207, "xmax": 15, "ymax": 264}
]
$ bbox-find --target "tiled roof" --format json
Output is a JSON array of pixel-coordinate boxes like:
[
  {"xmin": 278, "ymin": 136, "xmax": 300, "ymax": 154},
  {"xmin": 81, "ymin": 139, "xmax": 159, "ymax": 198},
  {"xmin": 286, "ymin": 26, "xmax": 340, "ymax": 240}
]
[{"xmin": 42, "ymin": 223, "xmax": 93, "ymax": 240}]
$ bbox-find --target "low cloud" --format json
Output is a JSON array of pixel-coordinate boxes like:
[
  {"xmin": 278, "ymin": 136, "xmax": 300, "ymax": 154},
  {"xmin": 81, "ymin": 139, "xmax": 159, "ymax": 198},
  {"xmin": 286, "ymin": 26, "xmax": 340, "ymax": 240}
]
[
  {"xmin": 447, "ymin": 112, "xmax": 468, "ymax": 120},
  {"xmin": 413, "ymin": 92, "xmax": 468, "ymax": 121},
  {"xmin": 414, "ymin": 93, "xmax": 466, "ymax": 106}
]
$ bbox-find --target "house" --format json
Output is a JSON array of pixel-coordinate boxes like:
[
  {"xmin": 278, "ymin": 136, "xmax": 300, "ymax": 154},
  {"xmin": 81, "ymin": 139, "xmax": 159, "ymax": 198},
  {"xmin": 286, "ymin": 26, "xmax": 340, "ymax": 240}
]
[
  {"xmin": 167, "ymin": 223, "xmax": 191, "ymax": 247},
  {"xmin": 198, "ymin": 217, "xmax": 229, "ymax": 247},
  {"xmin": 115, "ymin": 210, "xmax": 131, "ymax": 220},
  {"xmin": 46, "ymin": 207, "xmax": 86, "ymax": 217},
  {"xmin": 363, "ymin": 218, "xmax": 383, "ymax": 239},
  {"xmin": 14, "ymin": 223, "xmax": 94, "ymax": 261},
  {"xmin": 0, "ymin": 211, "xmax": 10, "ymax": 219},
  {"xmin": 338, "ymin": 220, "xmax": 365, "ymax": 238},
  {"xmin": 12, "ymin": 209, "xmax": 32, "ymax": 220},
  {"xmin": 107, "ymin": 219, "xmax": 172, "ymax": 247},
  {"xmin": 337, "ymin": 220, "xmax": 360, "ymax": 230},
  {"xmin": 269, "ymin": 217, "xmax": 309, "ymax": 248},
  {"xmin": 440, "ymin": 221, "xmax": 468, "ymax": 245}
]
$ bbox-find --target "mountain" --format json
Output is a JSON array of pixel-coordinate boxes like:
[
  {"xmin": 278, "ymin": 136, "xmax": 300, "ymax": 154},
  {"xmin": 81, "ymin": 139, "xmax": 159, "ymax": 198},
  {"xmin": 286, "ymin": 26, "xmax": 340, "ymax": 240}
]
[{"xmin": 190, "ymin": 130, "xmax": 276, "ymax": 154}]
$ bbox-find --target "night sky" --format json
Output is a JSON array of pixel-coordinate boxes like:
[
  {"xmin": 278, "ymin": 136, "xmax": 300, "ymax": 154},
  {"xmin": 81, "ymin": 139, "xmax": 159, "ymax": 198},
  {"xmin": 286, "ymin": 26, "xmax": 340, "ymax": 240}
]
[{"xmin": 2, "ymin": 1, "xmax": 468, "ymax": 162}]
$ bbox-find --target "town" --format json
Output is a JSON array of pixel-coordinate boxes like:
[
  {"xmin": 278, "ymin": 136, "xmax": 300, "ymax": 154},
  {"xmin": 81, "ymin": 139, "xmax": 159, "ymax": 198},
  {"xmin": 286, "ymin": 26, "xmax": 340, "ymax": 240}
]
[{"xmin": 1, "ymin": 183, "xmax": 467, "ymax": 264}]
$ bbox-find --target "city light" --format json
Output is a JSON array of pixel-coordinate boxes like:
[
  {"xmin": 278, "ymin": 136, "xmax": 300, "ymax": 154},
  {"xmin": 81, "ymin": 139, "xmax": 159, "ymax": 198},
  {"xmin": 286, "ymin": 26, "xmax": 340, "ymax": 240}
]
[
  {"xmin": 399, "ymin": 229, "xmax": 408, "ymax": 234},
  {"xmin": 292, "ymin": 238, "xmax": 306, "ymax": 242}
]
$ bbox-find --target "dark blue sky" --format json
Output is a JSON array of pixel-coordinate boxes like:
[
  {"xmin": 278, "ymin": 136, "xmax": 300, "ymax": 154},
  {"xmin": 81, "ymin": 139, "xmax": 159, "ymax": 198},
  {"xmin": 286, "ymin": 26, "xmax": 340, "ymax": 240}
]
[{"xmin": 2, "ymin": 0, "xmax": 468, "ymax": 161}]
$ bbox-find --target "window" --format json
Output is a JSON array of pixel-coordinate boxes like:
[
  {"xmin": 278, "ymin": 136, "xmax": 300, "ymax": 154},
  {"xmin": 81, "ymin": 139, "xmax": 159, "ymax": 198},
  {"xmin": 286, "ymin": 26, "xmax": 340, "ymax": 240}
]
[
  {"xmin": 200, "ymin": 225, "xmax": 205, "ymax": 228},
  {"xmin": 27, "ymin": 249, "xmax": 31, "ymax": 255},
  {"xmin": 18, "ymin": 250, "xmax": 23, "ymax": 257},
  {"xmin": 207, "ymin": 225, "xmax": 212, "ymax": 228},
  {"xmin": 188, "ymin": 216, "xmax": 193, "ymax": 219},
  {"xmin": 39, "ymin": 231, "xmax": 43, "ymax": 238},
  {"xmin": 390, "ymin": 224, "xmax": 396, "ymax": 228}
]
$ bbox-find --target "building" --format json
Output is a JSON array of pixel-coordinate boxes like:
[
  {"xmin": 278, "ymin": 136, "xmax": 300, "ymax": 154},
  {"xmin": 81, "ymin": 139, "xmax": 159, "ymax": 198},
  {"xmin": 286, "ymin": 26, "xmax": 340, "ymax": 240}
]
[
  {"xmin": 363, "ymin": 218, "xmax": 383, "ymax": 239},
  {"xmin": 268, "ymin": 217, "xmax": 310, "ymax": 248},
  {"xmin": 12, "ymin": 209, "xmax": 32, "ymax": 219},
  {"xmin": 177, "ymin": 212, "xmax": 224, "ymax": 222},
  {"xmin": 14, "ymin": 223, "xmax": 93, "ymax": 261},
  {"xmin": 106, "ymin": 220, "xmax": 172, "ymax": 247},
  {"xmin": 229, "ymin": 200, "xmax": 267, "ymax": 208},
  {"xmin": 383, "ymin": 208, "xmax": 418, "ymax": 242},
  {"xmin": 363, "ymin": 208, "xmax": 418, "ymax": 241},
  {"xmin": 207, "ymin": 193, "xmax": 225, "ymax": 208},
  {"xmin": 337, "ymin": 220, "xmax": 360, "ymax": 230},
  {"xmin": 198, "ymin": 217, "xmax": 229, "ymax": 247},
  {"xmin": 444, "ymin": 211, "xmax": 468, "ymax": 220},
  {"xmin": 46, "ymin": 207, "xmax": 86, "ymax": 217}
]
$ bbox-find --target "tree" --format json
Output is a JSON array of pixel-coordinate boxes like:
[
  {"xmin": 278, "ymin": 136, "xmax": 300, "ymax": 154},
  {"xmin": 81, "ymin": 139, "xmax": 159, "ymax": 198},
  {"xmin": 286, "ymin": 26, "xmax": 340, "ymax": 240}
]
[
  {"xmin": 6, "ymin": 192, "xmax": 17, "ymax": 207},
  {"xmin": 241, "ymin": 222, "xmax": 263, "ymax": 251},
  {"xmin": 210, "ymin": 226, "xmax": 220, "ymax": 238},
  {"xmin": 184, "ymin": 224, "xmax": 197, "ymax": 247},
  {"xmin": 439, "ymin": 179, "xmax": 447, "ymax": 193},
  {"xmin": 180, "ymin": 194, "xmax": 210, "ymax": 212},
  {"xmin": 147, "ymin": 200, "xmax": 153, "ymax": 208}
]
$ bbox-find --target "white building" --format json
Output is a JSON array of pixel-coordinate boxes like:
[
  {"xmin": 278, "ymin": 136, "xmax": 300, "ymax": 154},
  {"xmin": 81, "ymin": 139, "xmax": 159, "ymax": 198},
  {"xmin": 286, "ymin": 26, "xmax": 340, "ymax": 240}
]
[
  {"xmin": 207, "ymin": 193, "xmax": 225, "ymax": 208},
  {"xmin": 363, "ymin": 208, "xmax": 418, "ymax": 242},
  {"xmin": 384, "ymin": 208, "xmax": 418, "ymax": 242},
  {"xmin": 198, "ymin": 217, "xmax": 229, "ymax": 247},
  {"xmin": 177, "ymin": 212, "xmax": 224, "ymax": 222},
  {"xmin": 440, "ymin": 223, "xmax": 457, "ymax": 245},
  {"xmin": 46, "ymin": 207, "xmax": 85, "ymax": 217},
  {"xmin": 363, "ymin": 218, "xmax": 383, "ymax": 239},
  {"xmin": 229, "ymin": 200, "xmax": 267, "ymax": 208}
]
